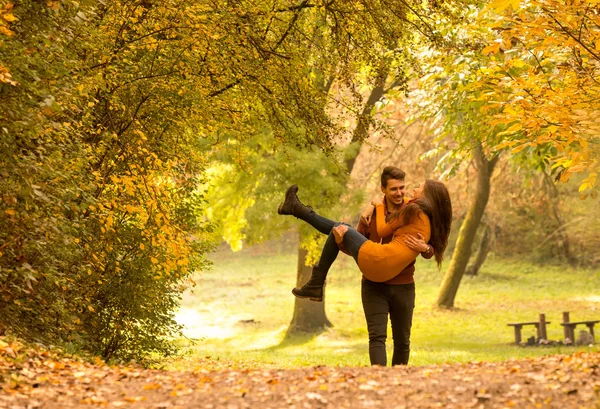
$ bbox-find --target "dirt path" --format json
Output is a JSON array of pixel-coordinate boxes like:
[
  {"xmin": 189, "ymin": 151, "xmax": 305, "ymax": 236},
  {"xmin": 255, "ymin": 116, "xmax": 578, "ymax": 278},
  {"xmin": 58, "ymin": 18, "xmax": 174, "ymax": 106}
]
[{"xmin": 2, "ymin": 340, "xmax": 599, "ymax": 409}]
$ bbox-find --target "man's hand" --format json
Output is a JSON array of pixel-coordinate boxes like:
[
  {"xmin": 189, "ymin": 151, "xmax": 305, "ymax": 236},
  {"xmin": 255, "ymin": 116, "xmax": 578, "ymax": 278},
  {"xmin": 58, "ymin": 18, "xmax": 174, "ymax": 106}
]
[
  {"xmin": 404, "ymin": 233, "xmax": 429, "ymax": 253},
  {"xmin": 359, "ymin": 204, "xmax": 375, "ymax": 226},
  {"xmin": 333, "ymin": 224, "xmax": 348, "ymax": 244}
]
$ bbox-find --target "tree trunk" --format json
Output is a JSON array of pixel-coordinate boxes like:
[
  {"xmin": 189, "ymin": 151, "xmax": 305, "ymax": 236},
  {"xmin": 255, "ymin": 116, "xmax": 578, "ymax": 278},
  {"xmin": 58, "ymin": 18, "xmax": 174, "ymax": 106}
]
[
  {"xmin": 287, "ymin": 65, "xmax": 392, "ymax": 334},
  {"xmin": 286, "ymin": 241, "xmax": 332, "ymax": 334},
  {"xmin": 542, "ymin": 171, "xmax": 575, "ymax": 265},
  {"xmin": 436, "ymin": 145, "xmax": 498, "ymax": 308},
  {"xmin": 465, "ymin": 219, "xmax": 493, "ymax": 277},
  {"xmin": 345, "ymin": 65, "xmax": 389, "ymax": 173}
]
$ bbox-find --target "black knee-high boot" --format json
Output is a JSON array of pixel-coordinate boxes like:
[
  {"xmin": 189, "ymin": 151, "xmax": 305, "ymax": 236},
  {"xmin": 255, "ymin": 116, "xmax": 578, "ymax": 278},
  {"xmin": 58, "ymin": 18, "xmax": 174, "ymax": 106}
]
[
  {"xmin": 292, "ymin": 267, "xmax": 327, "ymax": 302},
  {"xmin": 277, "ymin": 185, "xmax": 313, "ymax": 220}
]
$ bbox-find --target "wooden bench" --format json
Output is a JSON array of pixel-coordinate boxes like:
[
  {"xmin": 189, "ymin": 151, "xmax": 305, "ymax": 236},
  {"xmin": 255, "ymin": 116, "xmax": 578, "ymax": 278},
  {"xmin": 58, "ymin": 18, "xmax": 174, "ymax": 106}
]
[
  {"xmin": 561, "ymin": 312, "xmax": 599, "ymax": 344},
  {"xmin": 508, "ymin": 313, "xmax": 549, "ymax": 344}
]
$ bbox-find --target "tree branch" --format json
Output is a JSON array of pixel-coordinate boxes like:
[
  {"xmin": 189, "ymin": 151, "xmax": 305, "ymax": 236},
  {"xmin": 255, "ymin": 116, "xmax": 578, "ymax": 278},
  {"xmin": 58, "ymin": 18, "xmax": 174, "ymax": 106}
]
[
  {"xmin": 543, "ymin": 7, "xmax": 600, "ymax": 62},
  {"xmin": 208, "ymin": 80, "xmax": 241, "ymax": 97}
]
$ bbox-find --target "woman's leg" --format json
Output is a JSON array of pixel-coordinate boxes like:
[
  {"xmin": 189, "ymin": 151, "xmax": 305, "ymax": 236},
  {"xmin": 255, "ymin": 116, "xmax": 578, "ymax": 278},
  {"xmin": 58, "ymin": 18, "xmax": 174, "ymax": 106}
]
[
  {"xmin": 303, "ymin": 211, "xmax": 338, "ymax": 235},
  {"xmin": 292, "ymin": 224, "xmax": 367, "ymax": 301},
  {"xmin": 277, "ymin": 184, "xmax": 337, "ymax": 234},
  {"xmin": 314, "ymin": 224, "xmax": 367, "ymax": 275}
]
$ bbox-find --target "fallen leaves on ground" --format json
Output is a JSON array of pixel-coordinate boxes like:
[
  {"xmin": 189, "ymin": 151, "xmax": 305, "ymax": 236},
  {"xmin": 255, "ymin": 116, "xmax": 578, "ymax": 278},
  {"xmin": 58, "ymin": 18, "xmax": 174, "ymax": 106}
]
[{"xmin": 1, "ymin": 337, "xmax": 599, "ymax": 408}]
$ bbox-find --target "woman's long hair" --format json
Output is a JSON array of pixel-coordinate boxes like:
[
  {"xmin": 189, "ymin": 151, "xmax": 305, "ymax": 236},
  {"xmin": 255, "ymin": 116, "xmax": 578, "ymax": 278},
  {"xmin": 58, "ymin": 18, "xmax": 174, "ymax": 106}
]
[{"xmin": 389, "ymin": 180, "xmax": 453, "ymax": 267}]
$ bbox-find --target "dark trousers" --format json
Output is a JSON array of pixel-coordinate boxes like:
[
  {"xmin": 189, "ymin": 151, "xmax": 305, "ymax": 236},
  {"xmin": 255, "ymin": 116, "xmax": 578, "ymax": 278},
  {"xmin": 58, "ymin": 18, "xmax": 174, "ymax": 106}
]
[
  {"xmin": 299, "ymin": 210, "xmax": 367, "ymax": 273},
  {"xmin": 361, "ymin": 280, "xmax": 416, "ymax": 366}
]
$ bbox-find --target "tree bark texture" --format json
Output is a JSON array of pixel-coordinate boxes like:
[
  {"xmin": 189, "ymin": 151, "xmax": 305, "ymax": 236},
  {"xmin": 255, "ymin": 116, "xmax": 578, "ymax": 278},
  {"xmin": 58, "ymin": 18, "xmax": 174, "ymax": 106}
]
[
  {"xmin": 345, "ymin": 65, "xmax": 389, "ymax": 173},
  {"xmin": 436, "ymin": 145, "xmax": 498, "ymax": 308},
  {"xmin": 542, "ymin": 171, "xmax": 575, "ymax": 265},
  {"xmin": 286, "ymin": 243, "xmax": 332, "ymax": 334},
  {"xmin": 465, "ymin": 220, "xmax": 493, "ymax": 277}
]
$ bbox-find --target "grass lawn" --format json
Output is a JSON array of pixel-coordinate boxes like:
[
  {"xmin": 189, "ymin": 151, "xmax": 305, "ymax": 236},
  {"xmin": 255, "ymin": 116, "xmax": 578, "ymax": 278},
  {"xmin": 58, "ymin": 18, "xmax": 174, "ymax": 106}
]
[{"xmin": 174, "ymin": 244, "xmax": 600, "ymax": 368}]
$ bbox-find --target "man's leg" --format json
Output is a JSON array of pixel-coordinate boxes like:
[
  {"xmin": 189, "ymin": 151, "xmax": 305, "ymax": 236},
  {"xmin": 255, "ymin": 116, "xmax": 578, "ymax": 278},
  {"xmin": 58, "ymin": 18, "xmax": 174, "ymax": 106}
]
[
  {"xmin": 389, "ymin": 283, "xmax": 416, "ymax": 365},
  {"xmin": 361, "ymin": 280, "xmax": 390, "ymax": 366}
]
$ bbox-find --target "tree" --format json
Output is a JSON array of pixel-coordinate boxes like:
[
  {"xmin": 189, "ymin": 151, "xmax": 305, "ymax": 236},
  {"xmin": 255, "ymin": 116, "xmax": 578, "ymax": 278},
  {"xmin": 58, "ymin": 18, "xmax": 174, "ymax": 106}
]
[
  {"xmin": 409, "ymin": 0, "xmax": 599, "ymax": 308},
  {"xmin": 1, "ymin": 0, "xmax": 435, "ymax": 357},
  {"xmin": 200, "ymin": 0, "xmax": 445, "ymax": 333},
  {"xmin": 436, "ymin": 145, "xmax": 499, "ymax": 307},
  {"xmin": 473, "ymin": 0, "xmax": 599, "ymax": 194}
]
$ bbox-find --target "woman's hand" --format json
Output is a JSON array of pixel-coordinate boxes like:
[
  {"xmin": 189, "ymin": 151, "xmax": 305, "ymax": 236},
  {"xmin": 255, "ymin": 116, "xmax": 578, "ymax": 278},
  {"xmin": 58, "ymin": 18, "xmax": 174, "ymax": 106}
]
[
  {"xmin": 359, "ymin": 204, "xmax": 375, "ymax": 225},
  {"xmin": 404, "ymin": 233, "xmax": 429, "ymax": 253},
  {"xmin": 371, "ymin": 195, "xmax": 384, "ymax": 207},
  {"xmin": 333, "ymin": 224, "xmax": 348, "ymax": 244}
]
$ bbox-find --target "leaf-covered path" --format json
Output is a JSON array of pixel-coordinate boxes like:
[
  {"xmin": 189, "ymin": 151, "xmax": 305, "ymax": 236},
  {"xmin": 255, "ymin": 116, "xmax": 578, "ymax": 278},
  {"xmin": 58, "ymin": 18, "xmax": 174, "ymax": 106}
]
[{"xmin": 2, "ymin": 340, "xmax": 599, "ymax": 409}]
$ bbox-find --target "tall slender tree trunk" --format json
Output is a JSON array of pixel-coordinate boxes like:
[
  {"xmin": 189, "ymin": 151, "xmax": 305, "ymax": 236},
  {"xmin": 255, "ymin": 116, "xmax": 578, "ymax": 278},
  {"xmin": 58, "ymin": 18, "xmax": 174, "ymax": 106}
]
[
  {"xmin": 542, "ymin": 171, "xmax": 575, "ymax": 265},
  {"xmin": 436, "ymin": 145, "xmax": 498, "ymax": 308},
  {"xmin": 465, "ymin": 219, "xmax": 493, "ymax": 277},
  {"xmin": 345, "ymin": 65, "xmax": 390, "ymax": 173},
  {"xmin": 287, "ymin": 239, "xmax": 333, "ymax": 334}
]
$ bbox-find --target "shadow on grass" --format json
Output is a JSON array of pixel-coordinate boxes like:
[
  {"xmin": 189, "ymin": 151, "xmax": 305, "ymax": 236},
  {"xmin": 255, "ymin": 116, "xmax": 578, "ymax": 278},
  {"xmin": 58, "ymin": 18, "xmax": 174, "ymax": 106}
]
[
  {"xmin": 465, "ymin": 272, "xmax": 514, "ymax": 282},
  {"xmin": 257, "ymin": 325, "xmax": 330, "ymax": 352}
]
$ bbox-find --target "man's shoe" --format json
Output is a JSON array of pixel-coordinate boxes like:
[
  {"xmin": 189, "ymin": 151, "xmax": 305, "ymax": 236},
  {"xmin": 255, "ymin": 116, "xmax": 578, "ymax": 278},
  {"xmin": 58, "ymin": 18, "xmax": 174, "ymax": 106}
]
[{"xmin": 278, "ymin": 185, "xmax": 313, "ymax": 219}]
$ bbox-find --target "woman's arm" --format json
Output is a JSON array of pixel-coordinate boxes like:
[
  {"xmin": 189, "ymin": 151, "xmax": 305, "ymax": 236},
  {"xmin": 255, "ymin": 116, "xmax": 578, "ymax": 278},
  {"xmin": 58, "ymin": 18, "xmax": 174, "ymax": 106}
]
[
  {"xmin": 360, "ymin": 214, "xmax": 432, "ymax": 282},
  {"xmin": 374, "ymin": 202, "xmax": 404, "ymax": 238},
  {"xmin": 404, "ymin": 233, "xmax": 435, "ymax": 259},
  {"xmin": 358, "ymin": 204, "xmax": 375, "ymax": 227}
]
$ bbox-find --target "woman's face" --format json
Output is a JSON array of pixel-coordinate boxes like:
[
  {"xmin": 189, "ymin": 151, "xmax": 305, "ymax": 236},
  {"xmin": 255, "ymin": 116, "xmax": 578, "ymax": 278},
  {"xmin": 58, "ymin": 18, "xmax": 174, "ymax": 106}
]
[{"xmin": 412, "ymin": 181, "xmax": 426, "ymax": 199}]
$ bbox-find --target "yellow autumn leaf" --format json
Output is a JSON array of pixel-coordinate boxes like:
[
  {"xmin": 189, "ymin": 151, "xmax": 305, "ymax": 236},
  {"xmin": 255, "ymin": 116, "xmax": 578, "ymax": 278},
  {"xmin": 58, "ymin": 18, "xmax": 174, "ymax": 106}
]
[
  {"xmin": 124, "ymin": 396, "xmax": 146, "ymax": 403},
  {"xmin": 482, "ymin": 43, "xmax": 501, "ymax": 55},
  {"xmin": 150, "ymin": 257, "xmax": 158, "ymax": 264},
  {"xmin": 46, "ymin": 1, "xmax": 60, "ymax": 10},
  {"xmin": 2, "ymin": 13, "xmax": 17, "ymax": 22},
  {"xmin": 0, "ymin": 25, "xmax": 13, "ymax": 36},
  {"xmin": 511, "ymin": 144, "xmax": 527, "ymax": 153},
  {"xmin": 484, "ymin": 0, "xmax": 521, "ymax": 14},
  {"xmin": 498, "ymin": 123, "xmax": 523, "ymax": 136},
  {"xmin": 509, "ymin": 58, "xmax": 526, "ymax": 68}
]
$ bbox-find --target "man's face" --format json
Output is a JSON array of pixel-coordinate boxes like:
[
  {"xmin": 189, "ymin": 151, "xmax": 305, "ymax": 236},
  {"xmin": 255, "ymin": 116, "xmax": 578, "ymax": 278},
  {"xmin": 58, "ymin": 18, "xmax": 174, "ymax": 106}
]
[{"xmin": 381, "ymin": 178, "xmax": 405, "ymax": 207}]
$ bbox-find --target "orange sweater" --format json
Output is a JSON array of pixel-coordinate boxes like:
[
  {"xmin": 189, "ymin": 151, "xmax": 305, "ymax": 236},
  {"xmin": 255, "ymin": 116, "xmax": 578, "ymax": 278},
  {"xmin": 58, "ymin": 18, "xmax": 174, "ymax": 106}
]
[{"xmin": 357, "ymin": 203, "xmax": 431, "ymax": 282}]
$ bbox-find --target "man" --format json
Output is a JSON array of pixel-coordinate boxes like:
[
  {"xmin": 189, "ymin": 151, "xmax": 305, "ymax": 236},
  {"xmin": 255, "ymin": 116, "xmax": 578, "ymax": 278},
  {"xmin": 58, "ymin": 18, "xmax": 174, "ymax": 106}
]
[{"xmin": 356, "ymin": 166, "xmax": 433, "ymax": 366}]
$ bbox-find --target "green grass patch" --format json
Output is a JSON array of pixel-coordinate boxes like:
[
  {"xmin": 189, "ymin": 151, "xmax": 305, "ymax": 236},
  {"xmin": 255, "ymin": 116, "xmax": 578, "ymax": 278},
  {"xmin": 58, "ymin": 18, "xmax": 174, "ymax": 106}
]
[{"xmin": 174, "ymin": 246, "xmax": 600, "ymax": 368}]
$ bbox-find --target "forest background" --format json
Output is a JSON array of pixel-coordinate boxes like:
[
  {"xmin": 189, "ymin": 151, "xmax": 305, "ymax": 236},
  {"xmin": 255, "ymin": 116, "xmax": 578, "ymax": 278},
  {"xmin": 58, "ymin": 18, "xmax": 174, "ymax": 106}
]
[{"xmin": 0, "ymin": 0, "xmax": 598, "ymax": 364}]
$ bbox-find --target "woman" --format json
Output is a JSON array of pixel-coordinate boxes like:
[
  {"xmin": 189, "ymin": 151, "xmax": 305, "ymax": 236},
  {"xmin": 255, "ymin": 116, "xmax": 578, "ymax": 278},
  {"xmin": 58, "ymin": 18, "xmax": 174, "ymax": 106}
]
[{"xmin": 278, "ymin": 180, "xmax": 452, "ymax": 301}]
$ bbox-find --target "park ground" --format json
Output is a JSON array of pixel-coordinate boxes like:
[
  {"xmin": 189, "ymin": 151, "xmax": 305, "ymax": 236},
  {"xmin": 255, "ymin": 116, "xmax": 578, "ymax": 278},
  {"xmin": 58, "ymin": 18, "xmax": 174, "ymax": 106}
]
[
  {"xmin": 1, "ymin": 339, "xmax": 599, "ymax": 408},
  {"xmin": 174, "ymin": 244, "xmax": 600, "ymax": 368},
  {"xmin": 2, "ymin": 245, "xmax": 600, "ymax": 408}
]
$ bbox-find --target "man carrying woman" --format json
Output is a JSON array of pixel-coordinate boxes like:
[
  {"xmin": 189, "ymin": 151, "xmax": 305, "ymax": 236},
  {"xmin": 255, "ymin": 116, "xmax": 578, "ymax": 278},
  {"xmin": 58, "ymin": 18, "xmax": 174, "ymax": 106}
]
[{"xmin": 277, "ymin": 170, "xmax": 452, "ymax": 366}]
